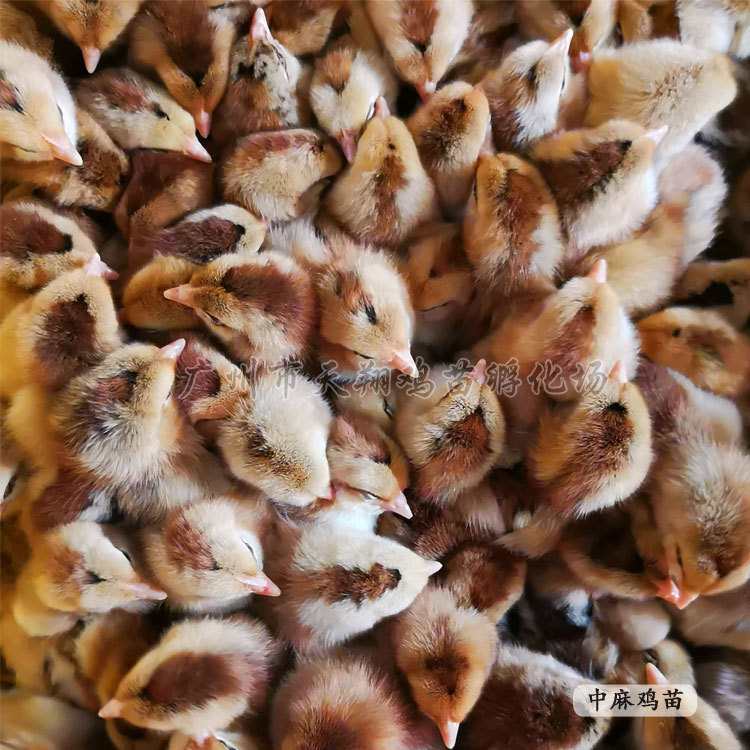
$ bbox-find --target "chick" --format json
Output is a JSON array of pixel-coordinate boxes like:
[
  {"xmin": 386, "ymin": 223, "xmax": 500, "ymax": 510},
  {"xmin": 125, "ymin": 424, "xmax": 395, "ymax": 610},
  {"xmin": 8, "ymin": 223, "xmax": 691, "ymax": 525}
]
[
  {"xmin": 130, "ymin": 0, "xmax": 235, "ymax": 137},
  {"xmin": 12, "ymin": 522, "xmax": 165, "ymax": 637},
  {"xmin": 0, "ymin": 200, "xmax": 100, "ymax": 321},
  {"xmin": 98, "ymin": 615, "xmax": 280, "ymax": 741},
  {"xmin": 212, "ymin": 8, "xmax": 310, "ymax": 145},
  {"xmin": 638, "ymin": 307, "xmax": 750, "ymax": 399},
  {"xmin": 0, "ymin": 1, "xmax": 54, "ymax": 61},
  {"xmin": 407, "ymin": 81, "xmax": 490, "ymax": 216},
  {"xmin": 0, "ymin": 108, "xmax": 130, "ymax": 213},
  {"xmin": 315, "ymin": 235, "xmax": 418, "ymax": 380},
  {"xmin": 222, "ymin": 129, "xmax": 342, "ymax": 223},
  {"xmin": 266, "ymin": 522, "xmax": 441, "ymax": 655},
  {"xmin": 265, "ymin": 0, "xmax": 341, "ymax": 56},
  {"xmin": 366, "ymin": 0, "xmax": 473, "ymax": 102},
  {"xmin": 594, "ymin": 596, "xmax": 671, "ymax": 651},
  {"xmin": 392, "ymin": 585, "xmax": 498, "ymax": 748},
  {"xmin": 674, "ymin": 259, "xmax": 750, "ymax": 331},
  {"xmin": 678, "ymin": 0, "xmax": 750, "ymax": 57},
  {"xmin": 404, "ymin": 223, "xmax": 473, "ymax": 355},
  {"xmin": 0, "ymin": 41, "xmax": 81, "ymax": 165},
  {"xmin": 142, "ymin": 494, "xmax": 279, "ymax": 614},
  {"xmin": 163, "ymin": 251, "xmax": 316, "ymax": 367},
  {"xmin": 324, "ymin": 98, "xmax": 438, "ymax": 247},
  {"xmin": 461, "ymin": 644, "xmax": 610, "ymax": 750},
  {"xmin": 481, "ymin": 31, "xmax": 572, "ymax": 152},
  {"xmin": 395, "ymin": 360, "xmax": 505, "ymax": 503},
  {"xmin": 38, "ymin": 0, "xmax": 142, "ymax": 73},
  {"xmin": 322, "ymin": 411, "xmax": 410, "ymax": 531},
  {"xmin": 311, "ymin": 33, "xmax": 397, "ymax": 162},
  {"xmin": 462, "ymin": 152, "xmax": 563, "ymax": 302},
  {"xmin": 114, "ymin": 150, "xmax": 214, "ymax": 241},
  {"xmin": 333, "ymin": 371, "xmax": 399, "ymax": 432},
  {"xmin": 50, "ymin": 341, "xmax": 230, "ymax": 523},
  {"xmin": 585, "ymin": 39, "xmax": 737, "ymax": 161},
  {"xmin": 217, "ymin": 370, "xmax": 332, "ymax": 506},
  {"xmin": 77, "ymin": 68, "xmax": 211, "ymax": 161},
  {"xmin": 694, "ymin": 649, "xmax": 750, "ymax": 737},
  {"xmin": 532, "ymin": 119, "xmax": 663, "ymax": 253}
]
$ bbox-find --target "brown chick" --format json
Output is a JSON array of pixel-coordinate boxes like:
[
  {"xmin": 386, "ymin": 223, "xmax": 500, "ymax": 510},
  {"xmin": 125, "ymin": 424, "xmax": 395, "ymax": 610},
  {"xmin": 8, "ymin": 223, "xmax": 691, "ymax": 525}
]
[
  {"xmin": 130, "ymin": 0, "xmax": 235, "ymax": 138},
  {"xmin": 114, "ymin": 150, "xmax": 214, "ymax": 241},
  {"xmin": 481, "ymin": 30, "xmax": 572, "ymax": 153},
  {"xmin": 324, "ymin": 98, "xmax": 438, "ymax": 247},
  {"xmin": 532, "ymin": 119, "xmax": 664, "ymax": 253},
  {"xmin": 674, "ymin": 259, "xmax": 750, "ymax": 331},
  {"xmin": 0, "ymin": 41, "xmax": 81, "ymax": 165},
  {"xmin": 77, "ymin": 68, "xmax": 212, "ymax": 161},
  {"xmin": 395, "ymin": 360, "xmax": 505, "ymax": 503},
  {"xmin": 462, "ymin": 152, "xmax": 563, "ymax": 302},
  {"xmin": 1, "ymin": 107, "xmax": 130, "ymax": 213},
  {"xmin": 315, "ymin": 234, "xmax": 418, "ymax": 380},
  {"xmin": 333, "ymin": 371, "xmax": 399, "ymax": 433},
  {"xmin": 366, "ymin": 0, "xmax": 473, "ymax": 102},
  {"xmin": 163, "ymin": 250, "xmax": 316, "ymax": 367},
  {"xmin": 12, "ymin": 521, "xmax": 165, "ymax": 637},
  {"xmin": 0, "ymin": 1, "xmax": 54, "ymax": 61},
  {"xmin": 461, "ymin": 643, "xmax": 610, "ymax": 750},
  {"xmin": 98, "ymin": 615, "xmax": 280, "ymax": 744},
  {"xmin": 266, "ymin": 521, "xmax": 441, "ymax": 656},
  {"xmin": 50, "ymin": 340, "xmax": 230, "ymax": 523},
  {"xmin": 217, "ymin": 369, "xmax": 332, "ymax": 506},
  {"xmin": 594, "ymin": 596, "xmax": 671, "ymax": 651},
  {"xmin": 407, "ymin": 81, "xmax": 490, "ymax": 216},
  {"xmin": 311, "ymin": 33, "xmax": 397, "ymax": 163},
  {"xmin": 0, "ymin": 200, "xmax": 101, "ymax": 320},
  {"xmin": 265, "ymin": 0, "xmax": 342, "ymax": 56},
  {"xmin": 585, "ymin": 39, "xmax": 737, "ymax": 162},
  {"xmin": 694, "ymin": 649, "xmax": 750, "ymax": 739},
  {"xmin": 405, "ymin": 223, "xmax": 473, "ymax": 355},
  {"xmin": 37, "ymin": 0, "xmax": 142, "ymax": 73},
  {"xmin": 142, "ymin": 494, "xmax": 280, "ymax": 614},
  {"xmin": 222, "ymin": 129, "xmax": 342, "ymax": 223},
  {"xmin": 392, "ymin": 585, "xmax": 498, "ymax": 748},
  {"xmin": 212, "ymin": 8, "xmax": 310, "ymax": 146},
  {"xmin": 638, "ymin": 307, "xmax": 750, "ymax": 399}
]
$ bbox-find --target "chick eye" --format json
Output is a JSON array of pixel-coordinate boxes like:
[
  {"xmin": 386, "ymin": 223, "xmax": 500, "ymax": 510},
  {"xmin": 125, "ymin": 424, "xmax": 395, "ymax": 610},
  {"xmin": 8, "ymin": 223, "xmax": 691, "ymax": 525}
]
[
  {"xmin": 243, "ymin": 541, "xmax": 257, "ymax": 559},
  {"xmin": 118, "ymin": 548, "xmax": 132, "ymax": 564},
  {"xmin": 364, "ymin": 303, "xmax": 377, "ymax": 325},
  {"xmin": 360, "ymin": 490, "xmax": 380, "ymax": 503},
  {"xmin": 154, "ymin": 107, "xmax": 170, "ymax": 120},
  {"xmin": 413, "ymin": 41, "xmax": 427, "ymax": 55},
  {"xmin": 383, "ymin": 398, "xmax": 394, "ymax": 420},
  {"xmin": 205, "ymin": 312, "xmax": 226, "ymax": 327},
  {"xmin": 526, "ymin": 64, "xmax": 538, "ymax": 85},
  {"xmin": 672, "ymin": 328, "xmax": 681, "ymax": 337},
  {"xmin": 675, "ymin": 547, "xmax": 683, "ymax": 568},
  {"xmin": 351, "ymin": 348, "xmax": 373, "ymax": 360},
  {"xmin": 87, "ymin": 571, "xmax": 105, "ymax": 584},
  {"xmin": 472, "ymin": 180, "xmax": 478, "ymax": 201}
]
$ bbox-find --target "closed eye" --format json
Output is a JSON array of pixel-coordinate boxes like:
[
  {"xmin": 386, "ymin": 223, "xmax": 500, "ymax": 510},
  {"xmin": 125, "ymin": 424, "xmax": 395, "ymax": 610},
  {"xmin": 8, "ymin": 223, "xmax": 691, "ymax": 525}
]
[
  {"xmin": 351, "ymin": 349, "xmax": 373, "ymax": 360},
  {"xmin": 205, "ymin": 312, "xmax": 227, "ymax": 327},
  {"xmin": 87, "ymin": 571, "xmax": 105, "ymax": 584}
]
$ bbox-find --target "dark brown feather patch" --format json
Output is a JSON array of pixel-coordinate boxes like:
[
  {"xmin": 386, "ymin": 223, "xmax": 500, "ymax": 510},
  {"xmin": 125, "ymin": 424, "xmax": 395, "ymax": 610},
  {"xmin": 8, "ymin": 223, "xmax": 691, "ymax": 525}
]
[{"xmin": 314, "ymin": 563, "xmax": 401, "ymax": 605}]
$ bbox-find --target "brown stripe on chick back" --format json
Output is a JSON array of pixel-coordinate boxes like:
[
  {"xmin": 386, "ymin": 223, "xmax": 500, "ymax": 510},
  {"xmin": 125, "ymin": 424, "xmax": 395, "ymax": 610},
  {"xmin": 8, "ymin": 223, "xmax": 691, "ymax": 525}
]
[
  {"xmin": 418, "ymin": 96, "xmax": 471, "ymax": 166},
  {"xmin": 0, "ymin": 206, "xmax": 71, "ymax": 260},
  {"xmin": 402, "ymin": 0, "xmax": 438, "ymax": 46},
  {"xmin": 154, "ymin": 217, "xmax": 245, "ymax": 265},
  {"xmin": 31, "ymin": 468, "xmax": 101, "ymax": 532},
  {"xmin": 87, "ymin": 71, "xmax": 152, "ymax": 112},
  {"xmin": 165, "ymin": 510, "xmax": 215, "ymax": 570},
  {"xmin": 313, "ymin": 562, "xmax": 401, "ymax": 605},
  {"xmin": 317, "ymin": 43, "xmax": 355, "ymax": 92}
]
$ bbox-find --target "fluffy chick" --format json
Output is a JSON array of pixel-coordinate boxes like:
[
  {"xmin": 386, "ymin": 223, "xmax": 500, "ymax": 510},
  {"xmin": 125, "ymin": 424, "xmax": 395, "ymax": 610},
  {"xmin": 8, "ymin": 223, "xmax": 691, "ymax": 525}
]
[
  {"xmin": 265, "ymin": 0, "xmax": 341, "ymax": 56},
  {"xmin": 37, "ymin": 0, "xmax": 142, "ymax": 73},
  {"xmin": 395, "ymin": 360, "xmax": 505, "ymax": 503},
  {"xmin": 12, "ymin": 522, "xmax": 165, "ymax": 637},
  {"xmin": 222, "ymin": 129, "xmax": 342, "ymax": 223},
  {"xmin": 366, "ymin": 0, "xmax": 473, "ymax": 102},
  {"xmin": 405, "ymin": 223, "xmax": 473, "ymax": 355},
  {"xmin": 694, "ymin": 649, "xmax": 750, "ymax": 737},
  {"xmin": 213, "ymin": 8, "xmax": 310, "ymax": 146},
  {"xmin": 585, "ymin": 39, "xmax": 737, "ymax": 161},
  {"xmin": 142, "ymin": 494, "xmax": 279, "ymax": 614},
  {"xmin": 0, "ymin": 41, "xmax": 81, "ymax": 165},
  {"xmin": 0, "ymin": 1, "xmax": 54, "ymax": 61},
  {"xmin": 532, "ymin": 119, "xmax": 663, "ymax": 253},
  {"xmin": 217, "ymin": 369, "xmax": 332, "ymax": 506},
  {"xmin": 461, "ymin": 644, "xmax": 609, "ymax": 750},
  {"xmin": 77, "ymin": 68, "xmax": 211, "ymax": 161},
  {"xmin": 311, "ymin": 33, "xmax": 397, "ymax": 162},
  {"xmin": 407, "ymin": 81, "xmax": 490, "ymax": 216},
  {"xmin": 99, "ymin": 615, "xmax": 279, "ymax": 741},
  {"xmin": 462, "ymin": 152, "xmax": 563, "ymax": 301},
  {"xmin": 333, "ymin": 371, "xmax": 399, "ymax": 432},
  {"xmin": 324, "ymin": 98, "xmax": 438, "ymax": 247},
  {"xmin": 392, "ymin": 585, "xmax": 498, "ymax": 748},
  {"xmin": 481, "ymin": 31, "xmax": 572, "ymax": 152},
  {"xmin": 638, "ymin": 307, "xmax": 750, "ymax": 399},
  {"xmin": 130, "ymin": 0, "xmax": 235, "ymax": 137}
]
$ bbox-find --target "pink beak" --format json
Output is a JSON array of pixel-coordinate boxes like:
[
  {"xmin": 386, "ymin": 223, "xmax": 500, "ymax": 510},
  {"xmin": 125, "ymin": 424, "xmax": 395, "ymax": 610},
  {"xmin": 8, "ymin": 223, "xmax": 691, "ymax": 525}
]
[
  {"xmin": 183, "ymin": 135, "xmax": 212, "ymax": 163},
  {"xmin": 127, "ymin": 582, "xmax": 168, "ymax": 600},
  {"xmin": 644, "ymin": 125, "xmax": 669, "ymax": 146},
  {"xmin": 159, "ymin": 339, "xmax": 186, "ymax": 361},
  {"xmin": 240, "ymin": 572, "xmax": 281, "ymax": 597},
  {"xmin": 336, "ymin": 130, "xmax": 358, "ymax": 163},
  {"xmin": 608, "ymin": 360, "xmax": 627, "ymax": 385},
  {"xmin": 382, "ymin": 491, "xmax": 412, "ymax": 519},
  {"xmin": 417, "ymin": 81, "xmax": 436, "ymax": 104},
  {"xmin": 98, "ymin": 699, "xmax": 124, "ymax": 719},
  {"xmin": 389, "ymin": 349, "xmax": 418, "ymax": 377},
  {"xmin": 586, "ymin": 258, "xmax": 607, "ymax": 284},
  {"xmin": 195, "ymin": 109, "xmax": 212, "ymax": 139},
  {"xmin": 550, "ymin": 28, "xmax": 574, "ymax": 55},
  {"xmin": 81, "ymin": 45, "xmax": 101, "ymax": 74},
  {"xmin": 468, "ymin": 359, "xmax": 486, "ymax": 385},
  {"xmin": 424, "ymin": 560, "xmax": 443, "ymax": 576},
  {"xmin": 84, "ymin": 252, "xmax": 119, "ymax": 279},
  {"xmin": 43, "ymin": 133, "xmax": 83, "ymax": 166},
  {"xmin": 250, "ymin": 7, "xmax": 272, "ymax": 42},
  {"xmin": 318, "ymin": 482, "xmax": 335, "ymax": 501},
  {"xmin": 374, "ymin": 96, "xmax": 390, "ymax": 118},
  {"xmin": 438, "ymin": 720, "xmax": 460, "ymax": 749},
  {"xmin": 163, "ymin": 285, "xmax": 194, "ymax": 306},
  {"xmin": 645, "ymin": 663, "xmax": 669, "ymax": 686}
]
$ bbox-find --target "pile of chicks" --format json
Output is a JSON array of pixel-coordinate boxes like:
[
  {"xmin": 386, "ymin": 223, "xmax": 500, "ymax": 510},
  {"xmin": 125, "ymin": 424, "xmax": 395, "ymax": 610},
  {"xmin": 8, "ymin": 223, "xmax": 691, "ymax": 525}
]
[{"xmin": 1, "ymin": 0, "xmax": 750, "ymax": 748}]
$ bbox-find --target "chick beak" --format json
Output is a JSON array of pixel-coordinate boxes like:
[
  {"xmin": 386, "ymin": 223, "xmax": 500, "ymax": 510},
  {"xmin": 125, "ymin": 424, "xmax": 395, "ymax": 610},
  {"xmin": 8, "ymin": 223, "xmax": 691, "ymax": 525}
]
[
  {"xmin": 550, "ymin": 28, "xmax": 574, "ymax": 55},
  {"xmin": 468, "ymin": 358, "xmax": 486, "ymax": 385},
  {"xmin": 318, "ymin": 482, "xmax": 335, "ymax": 501},
  {"xmin": 608, "ymin": 360, "xmax": 627, "ymax": 385},
  {"xmin": 81, "ymin": 45, "xmax": 101, "ymax": 74},
  {"xmin": 644, "ymin": 125, "xmax": 669, "ymax": 146},
  {"xmin": 571, "ymin": 50, "xmax": 591, "ymax": 73},
  {"xmin": 195, "ymin": 109, "xmax": 212, "ymax": 139},
  {"xmin": 164, "ymin": 285, "xmax": 196, "ymax": 307},
  {"xmin": 43, "ymin": 134, "xmax": 83, "ymax": 166},
  {"xmin": 84, "ymin": 252, "xmax": 119, "ymax": 280},
  {"xmin": 381, "ymin": 491, "xmax": 412, "ymax": 519},
  {"xmin": 98, "ymin": 699, "xmax": 124, "ymax": 719},
  {"xmin": 654, "ymin": 577, "xmax": 683, "ymax": 606},
  {"xmin": 185, "ymin": 732, "xmax": 214, "ymax": 750},
  {"xmin": 159, "ymin": 338, "xmax": 187, "ymax": 362},
  {"xmin": 438, "ymin": 720, "xmax": 460, "ymax": 749},
  {"xmin": 374, "ymin": 96, "xmax": 390, "ymax": 118},
  {"xmin": 184, "ymin": 135, "xmax": 212, "ymax": 163},
  {"xmin": 336, "ymin": 130, "xmax": 358, "ymax": 163},
  {"xmin": 424, "ymin": 560, "xmax": 443, "ymax": 577},
  {"xmin": 389, "ymin": 349, "xmax": 418, "ymax": 378},
  {"xmin": 673, "ymin": 589, "xmax": 699, "ymax": 610},
  {"xmin": 250, "ymin": 7, "xmax": 272, "ymax": 42},
  {"xmin": 417, "ymin": 81, "xmax": 436, "ymax": 104},
  {"xmin": 240, "ymin": 572, "xmax": 281, "ymax": 597},
  {"xmin": 586, "ymin": 258, "xmax": 607, "ymax": 284},
  {"xmin": 645, "ymin": 663, "xmax": 669, "ymax": 686},
  {"xmin": 127, "ymin": 582, "xmax": 168, "ymax": 600}
]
